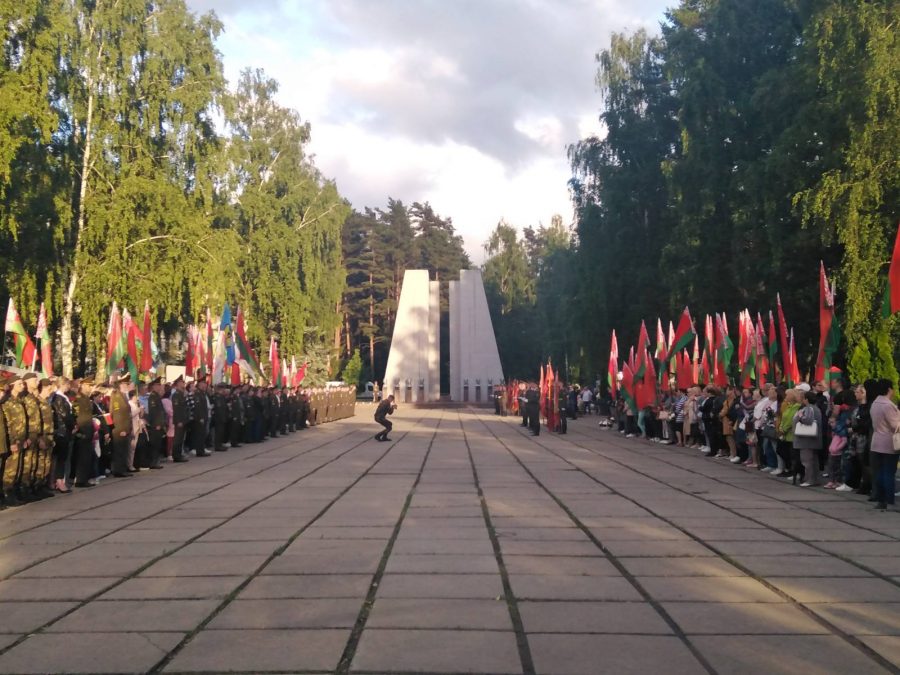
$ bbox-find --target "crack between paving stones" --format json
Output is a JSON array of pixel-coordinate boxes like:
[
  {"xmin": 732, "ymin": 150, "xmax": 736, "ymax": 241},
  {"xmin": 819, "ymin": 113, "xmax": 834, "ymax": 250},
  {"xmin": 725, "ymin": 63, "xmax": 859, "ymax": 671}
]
[
  {"xmin": 0, "ymin": 420, "xmax": 424, "ymax": 663},
  {"xmin": 0, "ymin": 424, "xmax": 358, "ymax": 544},
  {"xmin": 483, "ymin": 412, "xmax": 900, "ymax": 675},
  {"xmin": 334, "ymin": 412, "xmax": 443, "ymax": 674},
  {"xmin": 460, "ymin": 416, "xmax": 536, "ymax": 675},
  {"xmin": 567, "ymin": 422, "xmax": 900, "ymax": 546},
  {"xmin": 151, "ymin": 414, "xmax": 436, "ymax": 674},
  {"xmin": 468, "ymin": 413, "xmax": 719, "ymax": 675}
]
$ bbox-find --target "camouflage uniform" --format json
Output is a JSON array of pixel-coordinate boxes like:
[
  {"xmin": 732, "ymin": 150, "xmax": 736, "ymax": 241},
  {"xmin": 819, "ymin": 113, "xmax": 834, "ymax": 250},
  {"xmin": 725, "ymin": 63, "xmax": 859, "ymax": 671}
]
[
  {"xmin": 21, "ymin": 391, "xmax": 42, "ymax": 490},
  {"xmin": 37, "ymin": 395, "xmax": 54, "ymax": 489},
  {"xmin": 2, "ymin": 395, "xmax": 27, "ymax": 499}
]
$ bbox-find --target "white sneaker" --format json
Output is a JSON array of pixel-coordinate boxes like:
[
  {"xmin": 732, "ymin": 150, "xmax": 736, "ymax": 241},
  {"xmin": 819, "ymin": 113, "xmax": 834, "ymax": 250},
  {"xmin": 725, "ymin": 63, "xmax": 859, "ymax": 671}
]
[
  {"xmin": 799, "ymin": 482, "xmax": 813, "ymax": 487},
  {"xmin": 835, "ymin": 484, "xmax": 853, "ymax": 492},
  {"xmin": 760, "ymin": 467, "xmax": 772, "ymax": 473},
  {"xmin": 625, "ymin": 433, "xmax": 634, "ymax": 438},
  {"xmin": 730, "ymin": 456, "xmax": 742, "ymax": 464},
  {"xmin": 700, "ymin": 446, "xmax": 709, "ymax": 452}
]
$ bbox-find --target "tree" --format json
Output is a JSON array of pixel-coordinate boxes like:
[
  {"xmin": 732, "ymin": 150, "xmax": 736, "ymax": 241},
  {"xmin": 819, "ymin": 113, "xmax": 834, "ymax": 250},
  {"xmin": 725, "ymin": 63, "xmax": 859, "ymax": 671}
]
[{"xmin": 340, "ymin": 348, "xmax": 362, "ymax": 387}]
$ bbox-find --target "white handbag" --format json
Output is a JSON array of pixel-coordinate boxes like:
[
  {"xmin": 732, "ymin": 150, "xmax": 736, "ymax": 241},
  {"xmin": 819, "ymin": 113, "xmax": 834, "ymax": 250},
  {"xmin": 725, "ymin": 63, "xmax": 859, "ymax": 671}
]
[
  {"xmin": 794, "ymin": 420, "xmax": 818, "ymax": 438},
  {"xmin": 892, "ymin": 429, "xmax": 900, "ymax": 452}
]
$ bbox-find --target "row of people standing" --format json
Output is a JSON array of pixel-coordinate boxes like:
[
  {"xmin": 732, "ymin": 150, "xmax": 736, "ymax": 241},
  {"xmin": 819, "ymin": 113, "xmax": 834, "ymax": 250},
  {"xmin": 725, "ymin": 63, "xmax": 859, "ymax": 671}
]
[
  {"xmin": 0, "ymin": 372, "xmax": 356, "ymax": 508},
  {"xmin": 614, "ymin": 377, "xmax": 900, "ymax": 508}
]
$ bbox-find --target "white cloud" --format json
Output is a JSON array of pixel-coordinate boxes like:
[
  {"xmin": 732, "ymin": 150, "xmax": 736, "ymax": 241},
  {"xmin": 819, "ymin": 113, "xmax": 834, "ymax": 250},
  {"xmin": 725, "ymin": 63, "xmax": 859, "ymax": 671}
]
[{"xmin": 189, "ymin": 0, "xmax": 671, "ymax": 261}]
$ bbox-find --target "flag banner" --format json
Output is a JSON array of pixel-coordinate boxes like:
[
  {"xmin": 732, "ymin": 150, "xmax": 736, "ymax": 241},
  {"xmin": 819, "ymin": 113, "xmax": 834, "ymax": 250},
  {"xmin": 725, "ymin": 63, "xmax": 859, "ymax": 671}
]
[
  {"xmin": 671, "ymin": 307, "xmax": 695, "ymax": 355},
  {"xmin": 105, "ymin": 302, "xmax": 126, "ymax": 378},
  {"xmin": 121, "ymin": 308, "xmax": 141, "ymax": 385},
  {"xmin": 817, "ymin": 262, "xmax": 840, "ymax": 384},
  {"xmin": 235, "ymin": 307, "xmax": 261, "ymax": 377},
  {"xmin": 35, "ymin": 303, "xmax": 53, "ymax": 376},
  {"xmin": 205, "ymin": 308, "xmax": 213, "ymax": 375},
  {"xmin": 608, "ymin": 330, "xmax": 618, "ymax": 398},
  {"xmin": 635, "ymin": 321, "xmax": 650, "ymax": 379},
  {"xmin": 883, "ymin": 222, "xmax": 900, "ymax": 318},
  {"xmin": 220, "ymin": 301, "xmax": 235, "ymax": 366},
  {"xmin": 141, "ymin": 301, "xmax": 153, "ymax": 373},
  {"xmin": 5, "ymin": 298, "xmax": 36, "ymax": 369}
]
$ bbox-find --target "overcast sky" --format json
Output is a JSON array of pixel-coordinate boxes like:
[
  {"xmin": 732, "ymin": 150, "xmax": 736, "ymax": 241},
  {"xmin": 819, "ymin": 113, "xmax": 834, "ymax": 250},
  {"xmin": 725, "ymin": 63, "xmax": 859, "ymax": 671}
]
[{"xmin": 186, "ymin": 0, "xmax": 671, "ymax": 261}]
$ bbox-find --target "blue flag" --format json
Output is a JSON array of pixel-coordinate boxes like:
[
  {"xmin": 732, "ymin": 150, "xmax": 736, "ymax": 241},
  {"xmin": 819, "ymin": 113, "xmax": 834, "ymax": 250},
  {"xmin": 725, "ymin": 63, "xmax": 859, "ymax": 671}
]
[{"xmin": 221, "ymin": 301, "xmax": 235, "ymax": 365}]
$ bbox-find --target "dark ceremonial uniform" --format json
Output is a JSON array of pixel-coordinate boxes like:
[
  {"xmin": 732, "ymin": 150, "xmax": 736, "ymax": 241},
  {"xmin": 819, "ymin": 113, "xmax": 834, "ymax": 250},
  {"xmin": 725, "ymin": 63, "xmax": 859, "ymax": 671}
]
[
  {"xmin": 213, "ymin": 389, "xmax": 228, "ymax": 451},
  {"xmin": 526, "ymin": 387, "xmax": 540, "ymax": 436},
  {"xmin": 229, "ymin": 391, "xmax": 244, "ymax": 447},
  {"xmin": 146, "ymin": 389, "xmax": 166, "ymax": 468},
  {"xmin": 109, "ymin": 390, "xmax": 132, "ymax": 476},
  {"xmin": 72, "ymin": 391, "xmax": 95, "ymax": 485},
  {"xmin": 171, "ymin": 389, "xmax": 189, "ymax": 461},
  {"xmin": 51, "ymin": 390, "xmax": 75, "ymax": 484}
]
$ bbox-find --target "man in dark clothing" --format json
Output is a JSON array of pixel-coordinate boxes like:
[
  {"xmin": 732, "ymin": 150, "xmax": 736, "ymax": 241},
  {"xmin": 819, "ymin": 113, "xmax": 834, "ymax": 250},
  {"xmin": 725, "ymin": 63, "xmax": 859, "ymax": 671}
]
[
  {"xmin": 526, "ymin": 384, "xmax": 540, "ymax": 436},
  {"xmin": 374, "ymin": 395, "xmax": 397, "ymax": 441},
  {"xmin": 213, "ymin": 384, "xmax": 229, "ymax": 451},
  {"xmin": 109, "ymin": 376, "xmax": 133, "ymax": 477},
  {"xmin": 171, "ymin": 376, "xmax": 189, "ymax": 462},
  {"xmin": 146, "ymin": 377, "xmax": 166, "ymax": 469},
  {"xmin": 191, "ymin": 379, "xmax": 211, "ymax": 457}
]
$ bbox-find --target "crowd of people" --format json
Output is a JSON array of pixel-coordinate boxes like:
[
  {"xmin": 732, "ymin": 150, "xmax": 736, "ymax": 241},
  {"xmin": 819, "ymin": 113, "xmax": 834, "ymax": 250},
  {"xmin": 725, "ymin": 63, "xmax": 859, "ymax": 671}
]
[
  {"xmin": 611, "ymin": 377, "xmax": 900, "ymax": 510},
  {"xmin": 0, "ymin": 372, "xmax": 356, "ymax": 508}
]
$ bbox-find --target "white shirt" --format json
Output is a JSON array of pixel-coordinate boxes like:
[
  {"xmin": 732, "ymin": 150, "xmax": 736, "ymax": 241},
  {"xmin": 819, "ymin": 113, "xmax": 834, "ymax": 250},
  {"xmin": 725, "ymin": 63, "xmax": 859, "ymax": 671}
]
[
  {"xmin": 581, "ymin": 390, "xmax": 593, "ymax": 402},
  {"xmin": 754, "ymin": 397, "xmax": 777, "ymax": 426}
]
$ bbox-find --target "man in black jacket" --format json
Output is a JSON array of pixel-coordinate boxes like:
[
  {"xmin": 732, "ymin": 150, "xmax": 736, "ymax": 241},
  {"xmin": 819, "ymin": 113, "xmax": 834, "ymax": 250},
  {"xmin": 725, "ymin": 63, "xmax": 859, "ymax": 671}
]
[{"xmin": 374, "ymin": 395, "xmax": 396, "ymax": 442}]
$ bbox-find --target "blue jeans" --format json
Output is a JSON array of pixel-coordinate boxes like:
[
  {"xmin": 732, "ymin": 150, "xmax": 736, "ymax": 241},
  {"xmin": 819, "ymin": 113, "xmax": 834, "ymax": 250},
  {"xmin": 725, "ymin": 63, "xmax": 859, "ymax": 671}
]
[
  {"xmin": 762, "ymin": 437, "xmax": 778, "ymax": 469},
  {"xmin": 872, "ymin": 452, "xmax": 899, "ymax": 505}
]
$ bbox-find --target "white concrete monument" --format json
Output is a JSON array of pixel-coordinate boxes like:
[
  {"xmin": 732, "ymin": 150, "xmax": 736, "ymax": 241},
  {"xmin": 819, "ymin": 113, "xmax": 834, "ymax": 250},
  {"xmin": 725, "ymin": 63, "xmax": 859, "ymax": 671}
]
[
  {"xmin": 449, "ymin": 269, "xmax": 504, "ymax": 403},
  {"xmin": 383, "ymin": 270, "xmax": 441, "ymax": 403}
]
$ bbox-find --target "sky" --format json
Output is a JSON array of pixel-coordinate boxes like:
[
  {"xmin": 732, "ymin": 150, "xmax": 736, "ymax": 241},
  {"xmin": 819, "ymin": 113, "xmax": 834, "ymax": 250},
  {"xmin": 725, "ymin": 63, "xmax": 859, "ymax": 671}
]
[{"xmin": 186, "ymin": 0, "xmax": 672, "ymax": 262}]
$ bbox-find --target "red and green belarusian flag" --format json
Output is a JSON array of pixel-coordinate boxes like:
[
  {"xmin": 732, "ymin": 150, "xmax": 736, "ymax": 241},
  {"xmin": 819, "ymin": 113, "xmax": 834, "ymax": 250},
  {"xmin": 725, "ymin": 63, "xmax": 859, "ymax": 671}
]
[
  {"xmin": 185, "ymin": 326, "xmax": 196, "ymax": 377},
  {"xmin": 714, "ymin": 314, "xmax": 732, "ymax": 387},
  {"xmin": 668, "ymin": 321, "xmax": 677, "ymax": 377},
  {"xmin": 635, "ymin": 321, "xmax": 650, "ymax": 379},
  {"xmin": 293, "ymin": 361, "xmax": 308, "ymax": 387},
  {"xmin": 768, "ymin": 310, "xmax": 779, "ymax": 384},
  {"xmin": 755, "ymin": 312, "xmax": 768, "ymax": 388},
  {"xmin": 4, "ymin": 298, "xmax": 36, "ymax": 369},
  {"xmin": 670, "ymin": 307, "xmax": 695, "ymax": 356},
  {"xmin": 121, "ymin": 308, "xmax": 141, "ymax": 385},
  {"xmin": 34, "ymin": 303, "xmax": 53, "ymax": 376},
  {"xmin": 621, "ymin": 362, "xmax": 637, "ymax": 413},
  {"xmin": 656, "ymin": 319, "xmax": 668, "ymax": 385},
  {"xmin": 776, "ymin": 294, "xmax": 791, "ymax": 384},
  {"xmin": 788, "ymin": 328, "xmax": 801, "ymax": 387},
  {"xmin": 141, "ymin": 301, "xmax": 154, "ymax": 373},
  {"xmin": 204, "ymin": 308, "xmax": 213, "ymax": 377},
  {"xmin": 269, "ymin": 337, "xmax": 281, "ymax": 387},
  {"xmin": 816, "ymin": 262, "xmax": 841, "ymax": 384},
  {"xmin": 235, "ymin": 306, "xmax": 261, "ymax": 380},
  {"xmin": 106, "ymin": 302, "xmax": 127, "ymax": 377},
  {"xmin": 882, "ymin": 222, "xmax": 900, "ymax": 318},
  {"xmin": 607, "ymin": 330, "xmax": 618, "ymax": 399}
]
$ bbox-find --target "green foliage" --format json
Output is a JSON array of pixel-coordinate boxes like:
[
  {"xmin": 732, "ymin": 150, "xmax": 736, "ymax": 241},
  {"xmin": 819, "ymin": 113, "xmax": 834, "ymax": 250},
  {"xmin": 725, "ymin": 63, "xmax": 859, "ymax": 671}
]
[
  {"xmin": 0, "ymin": 1, "xmax": 348, "ymax": 375},
  {"xmin": 872, "ymin": 326, "xmax": 899, "ymax": 395},
  {"xmin": 341, "ymin": 349, "xmax": 363, "ymax": 387},
  {"xmin": 847, "ymin": 338, "xmax": 873, "ymax": 384},
  {"xmin": 567, "ymin": 0, "xmax": 899, "ymax": 378}
]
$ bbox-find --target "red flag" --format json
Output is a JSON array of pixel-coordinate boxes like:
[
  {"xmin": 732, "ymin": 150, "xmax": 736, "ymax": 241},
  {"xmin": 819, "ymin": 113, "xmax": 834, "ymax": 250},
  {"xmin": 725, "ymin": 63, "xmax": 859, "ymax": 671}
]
[
  {"xmin": 677, "ymin": 350, "xmax": 692, "ymax": 389},
  {"xmin": 231, "ymin": 362, "xmax": 241, "ymax": 385},
  {"xmin": 671, "ymin": 307, "xmax": 695, "ymax": 355},
  {"xmin": 756, "ymin": 313, "xmax": 768, "ymax": 388},
  {"xmin": 185, "ymin": 326, "xmax": 196, "ymax": 377},
  {"xmin": 621, "ymin": 362, "xmax": 637, "ymax": 413},
  {"xmin": 539, "ymin": 363, "xmax": 547, "ymax": 420},
  {"xmin": 5, "ymin": 298, "xmax": 36, "ymax": 369},
  {"xmin": 643, "ymin": 349, "xmax": 658, "ymax": 406},
  {"xmin": 608, "ymin": 330, "xmax": 618, "ymax": 399},
  {"xmin": 635, "ymin": 321, "xmax": 650, "ymax": 378},
  {"xmin": 789, "ymin": 328, "xmax": 801, "ymax": 386},
  {"xmin": 885, "ymin": 222, "xmax": 900, "ymax": 316},
  {"xmin": 817, "ymin": 262, "xmax": 839, "ymax": 384},
  {"xmin": 294, "ymin": 362, "xmax": 308, "ymax": 387},
  {"xmin": 141, "ymin": 301, "xmax": 153, "ymax": 372},
  {"xmin": 34, "ymin": 303, "xmax": 53, "ymax": 376},
  {"xmin": 776, "ymin": 294, "xmax": 791, "ymax": 383},
  {"xmin": 269, "ymin": 338, "xmax": 281, "ymax": 386},
  {"xmin": 105, "ymin": 302, "xmax": 126, "ymax": 377},
  {"xmin": 205, "ymin": 309, "xmax": 214, "ymax": 376}
]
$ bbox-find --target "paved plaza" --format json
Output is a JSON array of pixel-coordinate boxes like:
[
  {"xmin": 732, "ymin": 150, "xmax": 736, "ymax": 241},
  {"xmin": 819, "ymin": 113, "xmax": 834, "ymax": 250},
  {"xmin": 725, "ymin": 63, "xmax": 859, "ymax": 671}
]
[{"xmin": 0, "ymin": 408, "xmax": 899, "ymax": 673}]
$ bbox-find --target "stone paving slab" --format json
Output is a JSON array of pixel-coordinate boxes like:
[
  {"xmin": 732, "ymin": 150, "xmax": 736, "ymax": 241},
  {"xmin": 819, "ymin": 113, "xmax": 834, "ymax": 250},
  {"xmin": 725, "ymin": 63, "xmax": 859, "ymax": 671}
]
[{"xmin": 1, "ymin": 410, "xmax": 899, "ymax": 674}]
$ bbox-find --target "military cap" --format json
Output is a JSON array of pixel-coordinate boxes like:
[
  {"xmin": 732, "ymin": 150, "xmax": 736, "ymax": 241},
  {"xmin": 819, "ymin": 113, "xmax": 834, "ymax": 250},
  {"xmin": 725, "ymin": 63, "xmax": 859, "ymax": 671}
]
[
  {"xmin": 80, "ymin": 375, "xmax": 95, "ymax": 385},
  {"xmin": 148, "ymin": 376, "xmax": 162, "ymax": 386},
  {"xmin": 39, "ymin": 378, "xmax": 52, "ymax": 388},
  {"xmin": 173, "ymin": 374, "xmax": 184, "ymax": 384},
  {"xmin": 116, "ymin": 372, "xmax": 131, "ymax": 384},
  {"xmin": 5, "ymin": 375, "xmax": 21, "ymax": 385},
  {"xmin": 22, "ymin": 373, "xmax": 38, "ymax": 381}
]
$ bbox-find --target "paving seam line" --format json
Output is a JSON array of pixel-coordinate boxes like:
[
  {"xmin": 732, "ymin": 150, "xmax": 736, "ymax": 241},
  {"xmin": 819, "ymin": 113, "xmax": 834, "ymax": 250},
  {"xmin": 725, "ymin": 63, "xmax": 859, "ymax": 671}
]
[
  {"xmin": 493, "ymin": 413, "xmax": 898, "ymax": 675},
  {"xmin": 458, "ymin": 416, "xmax": 536, "ymax": 675},
  {"xmin": 153, "ymin": 414, "xmax": 438, "ymax": 674},
  {"xmin": 0, "ymin": 420, "xmax": 421, "ymax": 662},
  {"xmin": 335, "ymin": 412, "xmax": 443, "ymax": 674},
  {"xmin": 0, "ymin": 422, "xmax": 358, "ymax": 544}
]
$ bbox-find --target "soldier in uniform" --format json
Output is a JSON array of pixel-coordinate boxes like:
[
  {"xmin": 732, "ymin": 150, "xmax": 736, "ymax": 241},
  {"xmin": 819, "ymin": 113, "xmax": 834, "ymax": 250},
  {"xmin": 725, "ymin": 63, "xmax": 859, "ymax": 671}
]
[
  {"xmin": 229, "ymin": 386, "xmax": 244, "ymax": 447},
  {"xmin": 170, "ymin": 375, "xmax": 189, "ymax": 462},
  {"xmin": 269, "ymin": 387, "xmax": 281, "ymax": 437},
  {"xmin": 109, "ymin": 375, "xmax": 133, "ymax": 477},
  {"xmin": 2, "ymin": 377, "xmax": 27, "ymax": 506},
  {"xmin": 261, "ymin": 387, "xmax": 272, "ymax": 439},
  {"xmin": 241, "ymin": 385, "xmax": 254, "ymax": 444},
  {"xmin": 35, "ymin": 378, "xmax": 56, "ymax": 498},
  {"xmin": 191, "ymin": 378, "xmax": 211, "ymax": 457},
  {"xmin": 20, "ymin": 373, "xmax": 43, "ymax": 498},
  {"xmin": 298, "ymin": 390, "xmax": 309, "ymax": 430},
  {"xmin": 146, "ymin": 377, "xmax": 166, "ymax": 469},
  {"xmin": 212, "ymin": 383, "xmax": 229, "ymax": 451},
  {"xmin": 518, "ymin": 383, "xmax": 528, "ymax": 428},
  {"xmin": 72, "ymin": 376, "xmax": 97, "ymax": 487}
]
